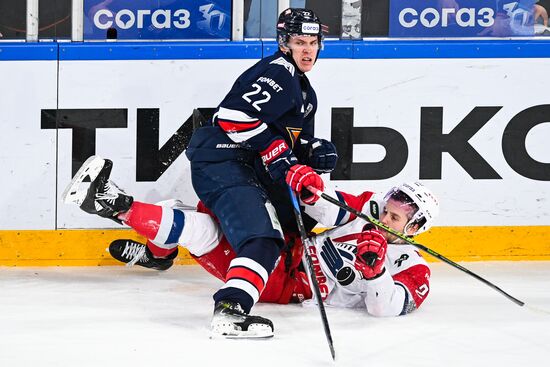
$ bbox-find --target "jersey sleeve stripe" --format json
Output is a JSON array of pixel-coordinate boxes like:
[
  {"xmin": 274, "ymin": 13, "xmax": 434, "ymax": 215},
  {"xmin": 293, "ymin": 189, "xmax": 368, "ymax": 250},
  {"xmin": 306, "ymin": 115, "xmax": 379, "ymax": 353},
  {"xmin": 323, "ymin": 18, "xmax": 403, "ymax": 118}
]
[
  {"xmin": 220, "ymin": 121, "xmax": 268, "ymax": 143},
  {"xmin": 395, "ymin": 282, "xmax": 414, "ymax": 316},
  {"xmin": 218, "ymin": 119, "xmax": 262, "ymax": 132},
  {"xmin": 216, "ymin": 107, "xmax": 258, "ymax": 123},
  {"xmin": 334, "ymin": 191, "xmax": 350, "ymax": 225}
]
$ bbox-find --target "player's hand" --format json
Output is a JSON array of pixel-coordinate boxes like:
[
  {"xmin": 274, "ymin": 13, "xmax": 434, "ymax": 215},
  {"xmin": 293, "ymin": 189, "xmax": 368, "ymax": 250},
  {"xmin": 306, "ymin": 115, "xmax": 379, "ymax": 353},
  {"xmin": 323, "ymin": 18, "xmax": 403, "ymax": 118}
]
[
  {"xmin": 305, "ymin": 138, "xmax": 338, "ymax": 173},
  {"xmin": 354, "ymin": 230, "xmax": 387, "ymax": 280},
  {"xmin": 260, "ymin": 139, "xmax": 298, "ymax": 184},
  {"xmin": 286, "ymin": 164, "xmax": 324, "ymax": 205}
]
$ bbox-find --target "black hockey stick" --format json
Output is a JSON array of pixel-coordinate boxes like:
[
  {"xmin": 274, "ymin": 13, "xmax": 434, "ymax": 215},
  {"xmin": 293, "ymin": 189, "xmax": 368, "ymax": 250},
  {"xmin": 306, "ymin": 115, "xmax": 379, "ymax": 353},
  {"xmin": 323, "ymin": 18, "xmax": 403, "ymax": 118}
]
[
  {"xmin": 288, "ymin": 186, "xmax": 336, "ymax": 360},
  {"xmin": 307, "ymin": 186, "xmax": 526, "ymax": 307}
]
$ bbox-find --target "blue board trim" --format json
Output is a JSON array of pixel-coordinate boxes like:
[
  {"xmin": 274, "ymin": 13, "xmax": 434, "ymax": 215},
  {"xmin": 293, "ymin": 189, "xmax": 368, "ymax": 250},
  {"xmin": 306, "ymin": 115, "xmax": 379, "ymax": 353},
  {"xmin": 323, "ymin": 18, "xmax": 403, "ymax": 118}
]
[
  {"xmin": 59, "ymin": 41, "xmax": 263, "ymax": 60},
  {"xmin": 2, "ymin": 39, "xmax": 550, "ymax": 61},
  {"xmin": 353, "ymin": 39, "xmax": 550, "ymax": 59},
  {"xmin": 0, "ymin": 43, "xmax": 58, "ymax": 61}
]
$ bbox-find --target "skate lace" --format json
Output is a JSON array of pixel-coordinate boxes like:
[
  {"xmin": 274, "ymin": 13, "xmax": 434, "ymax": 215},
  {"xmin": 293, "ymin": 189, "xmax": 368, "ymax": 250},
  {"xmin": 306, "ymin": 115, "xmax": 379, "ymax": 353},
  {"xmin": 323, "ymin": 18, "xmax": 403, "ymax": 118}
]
[
  {"xmin": 220, "ymin": 301, "xmax": 246, "ymax": 315},
  {"xmin": 121, "ymin": 242, "xmax": 147, "ymax": 267},
  {"xmin": 96, "ymin": 181, "xmax": 123, "ymax": 203}
]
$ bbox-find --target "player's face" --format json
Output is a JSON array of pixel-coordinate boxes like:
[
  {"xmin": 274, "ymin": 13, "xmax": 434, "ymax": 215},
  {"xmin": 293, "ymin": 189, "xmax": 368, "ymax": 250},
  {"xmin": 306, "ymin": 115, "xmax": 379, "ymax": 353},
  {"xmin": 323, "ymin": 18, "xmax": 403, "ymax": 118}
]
[
  {"xmin": 285, "ymin": 35, "xmax": 319, "ymax": 72},
  {"xmin": 379, "ymin": 198, "xmax": 417, "ymax": 243}
]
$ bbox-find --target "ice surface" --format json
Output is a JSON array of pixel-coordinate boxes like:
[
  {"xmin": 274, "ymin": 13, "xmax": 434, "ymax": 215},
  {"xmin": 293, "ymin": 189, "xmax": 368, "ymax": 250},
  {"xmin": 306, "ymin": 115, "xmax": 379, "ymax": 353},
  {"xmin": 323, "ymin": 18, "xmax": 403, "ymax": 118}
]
[{"xmin": 1, "ymin": 262, "xmax": 549, "ymax": 367}]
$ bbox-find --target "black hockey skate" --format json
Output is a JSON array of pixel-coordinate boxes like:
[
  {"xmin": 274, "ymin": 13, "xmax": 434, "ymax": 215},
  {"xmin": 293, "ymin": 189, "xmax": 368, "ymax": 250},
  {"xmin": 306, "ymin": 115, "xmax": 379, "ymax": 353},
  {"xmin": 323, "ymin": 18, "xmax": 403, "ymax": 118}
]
[
  {"xmin": 62, "ymin": 156, "xmax": 133, "ymax": 224},
  {"xmin": 109, "ymin": 239, "xmax": 177, "ymax": 270},
  {"xmin": 211, "ymin": 301, "xmax": 274, "ymax": 338}
]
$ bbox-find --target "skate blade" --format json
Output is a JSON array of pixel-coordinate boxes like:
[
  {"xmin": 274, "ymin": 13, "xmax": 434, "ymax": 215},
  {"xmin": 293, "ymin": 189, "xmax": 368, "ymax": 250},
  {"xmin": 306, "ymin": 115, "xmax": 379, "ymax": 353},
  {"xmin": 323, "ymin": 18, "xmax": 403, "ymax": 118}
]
[
  {"xmin": 209, "ymin": 331, "xmax": 274, "ymax": 340},
  {"xmin": 210, "ymin": 324, "xmax": 274, "ymax": 339},
  {"xmin": 61, "ymin": 155, "xmax": 105, "ymax": 205}
]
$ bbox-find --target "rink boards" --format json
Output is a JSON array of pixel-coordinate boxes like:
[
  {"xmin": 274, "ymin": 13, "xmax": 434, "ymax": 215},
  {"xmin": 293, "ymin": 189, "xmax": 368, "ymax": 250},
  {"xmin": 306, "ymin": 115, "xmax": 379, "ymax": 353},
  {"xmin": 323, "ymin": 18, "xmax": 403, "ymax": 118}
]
[{"xmin": 0, "ymin": 40, "xmax": 549, "ymax": 265}]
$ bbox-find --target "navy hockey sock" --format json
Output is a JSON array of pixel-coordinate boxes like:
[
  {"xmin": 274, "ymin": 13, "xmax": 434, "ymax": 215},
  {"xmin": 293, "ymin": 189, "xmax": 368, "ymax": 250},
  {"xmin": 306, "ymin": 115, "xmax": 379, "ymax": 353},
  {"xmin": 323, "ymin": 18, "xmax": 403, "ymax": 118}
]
[{"xmin": 213, "ymin": 237, "xmax": 280, "ymax": 313}]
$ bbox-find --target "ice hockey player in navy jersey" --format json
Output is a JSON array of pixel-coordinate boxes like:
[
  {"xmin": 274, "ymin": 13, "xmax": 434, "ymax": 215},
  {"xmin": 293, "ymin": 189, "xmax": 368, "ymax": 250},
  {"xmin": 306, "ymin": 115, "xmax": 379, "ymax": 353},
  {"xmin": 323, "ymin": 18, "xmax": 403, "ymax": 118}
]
[
  {"xmin": 181, "ymin": 8, "xmax": 337, "ymax": 337},
  {"xmin": 64, "ymin": 155, "xmax": 439, "ymax": 334},
  {"xmin": 63, "ymin": 8, "xmax": 338, "ymax": 339}
]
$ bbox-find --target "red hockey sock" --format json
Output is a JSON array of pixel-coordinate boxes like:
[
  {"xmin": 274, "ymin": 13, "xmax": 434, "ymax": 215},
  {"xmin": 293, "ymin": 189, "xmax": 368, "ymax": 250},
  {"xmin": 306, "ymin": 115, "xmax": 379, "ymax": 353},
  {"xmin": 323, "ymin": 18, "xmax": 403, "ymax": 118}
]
[
  {"xmin": 191, "ymin": 238, "xmax": 235, "ymax": 281},
  {"xmin": 146, "ymin": 240, "xmax": 178, "ymax": 258},
  {"xmin": 120, "ymin": 201, "xmax": 162, "ymax": 238},
  {"xmin": 119, "ymin": 201, "xmax": 177, "ymax": 258}
]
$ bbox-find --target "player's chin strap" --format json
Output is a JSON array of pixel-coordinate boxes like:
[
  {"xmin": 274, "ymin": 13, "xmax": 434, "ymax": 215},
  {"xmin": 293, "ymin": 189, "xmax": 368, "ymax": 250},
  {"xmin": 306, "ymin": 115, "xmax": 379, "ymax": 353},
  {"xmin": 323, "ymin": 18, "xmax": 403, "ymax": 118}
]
[
  {"xmin": 288, "ymin": 186, "xmax": 336, "ymax": 361},
  {"xmin": 305, "ymin": 186, "xmax": 548, "ymax": 312}
]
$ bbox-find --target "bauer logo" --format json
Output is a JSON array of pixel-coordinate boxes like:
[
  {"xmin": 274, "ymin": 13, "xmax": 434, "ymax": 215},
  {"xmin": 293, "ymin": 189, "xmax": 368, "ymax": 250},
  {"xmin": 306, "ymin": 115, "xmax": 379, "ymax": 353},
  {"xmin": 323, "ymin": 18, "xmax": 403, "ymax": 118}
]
[
  {"xmin": 389, "ymin": 0, "xmax": 535, "ymax": 37},
  {"xmin": 301, "ymin": 22, "xmax": 320, "ymax": 34},
  {"xmin": 84, "ymin": 0, "xmax": 231, "ymax": 40}
]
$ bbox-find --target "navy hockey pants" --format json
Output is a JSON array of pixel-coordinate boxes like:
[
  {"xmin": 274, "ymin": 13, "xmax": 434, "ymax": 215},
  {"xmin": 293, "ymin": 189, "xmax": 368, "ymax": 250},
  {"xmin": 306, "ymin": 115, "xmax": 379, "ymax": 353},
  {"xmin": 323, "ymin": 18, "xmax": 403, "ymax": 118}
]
[{"xmin": 186, "ymin": 127, "xmax": 285, "ymax": 311}]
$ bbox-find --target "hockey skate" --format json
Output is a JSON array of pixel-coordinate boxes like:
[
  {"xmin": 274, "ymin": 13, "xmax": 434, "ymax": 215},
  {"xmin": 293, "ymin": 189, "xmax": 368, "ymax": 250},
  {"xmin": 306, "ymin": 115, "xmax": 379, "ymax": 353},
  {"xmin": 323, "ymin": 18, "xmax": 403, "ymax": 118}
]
[
  {"xmin": 109, "ymin": 239, "xmax": 177, "ymax": 270},
  {"xmin": 62, "ymin": 155, "xmax": 133, "ymax": 223},
  {"xmin": 211, "ymin": 301, "xmax": 274, "ymax": 339}
]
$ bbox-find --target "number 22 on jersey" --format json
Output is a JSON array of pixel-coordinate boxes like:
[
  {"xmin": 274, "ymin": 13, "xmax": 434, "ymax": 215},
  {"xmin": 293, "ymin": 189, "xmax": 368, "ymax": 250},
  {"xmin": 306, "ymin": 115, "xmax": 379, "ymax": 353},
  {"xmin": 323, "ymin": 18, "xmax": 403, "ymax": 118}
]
[{"xmin": 242, "ymin": 83, "xmax": 272, "ymax": 111}]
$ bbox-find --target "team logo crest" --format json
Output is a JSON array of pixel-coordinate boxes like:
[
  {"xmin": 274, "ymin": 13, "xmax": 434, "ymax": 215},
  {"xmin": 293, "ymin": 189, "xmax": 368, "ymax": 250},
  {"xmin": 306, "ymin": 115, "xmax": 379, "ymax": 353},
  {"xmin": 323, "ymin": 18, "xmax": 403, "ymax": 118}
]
[{"xmin": 286, "ymin": 127, "xmax": 302, "ymax": 147}]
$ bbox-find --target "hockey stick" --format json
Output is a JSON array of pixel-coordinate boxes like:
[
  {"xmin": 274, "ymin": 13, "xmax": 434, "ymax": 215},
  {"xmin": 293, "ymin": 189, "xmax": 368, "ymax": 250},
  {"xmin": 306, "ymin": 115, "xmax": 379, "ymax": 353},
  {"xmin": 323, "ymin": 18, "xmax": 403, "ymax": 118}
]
[
  {"xmin": 288, "ymin": 186, "xmax": 336, "ymax": 361},
  {"xmin": 306, "ymin": 186, "xmax": 526, "ymax": 308}
]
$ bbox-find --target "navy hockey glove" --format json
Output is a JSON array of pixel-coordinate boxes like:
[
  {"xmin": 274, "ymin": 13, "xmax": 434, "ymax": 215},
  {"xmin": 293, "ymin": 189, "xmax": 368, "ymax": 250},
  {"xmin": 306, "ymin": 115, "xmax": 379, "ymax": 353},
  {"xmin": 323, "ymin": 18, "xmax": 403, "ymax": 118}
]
[
  {"xmin": 304, "ymin": 138, "xmax": 338, "ymax": 174},
  {"xmin": 260, "ymin": 139, "xmax": 298, "ymax": 184}
]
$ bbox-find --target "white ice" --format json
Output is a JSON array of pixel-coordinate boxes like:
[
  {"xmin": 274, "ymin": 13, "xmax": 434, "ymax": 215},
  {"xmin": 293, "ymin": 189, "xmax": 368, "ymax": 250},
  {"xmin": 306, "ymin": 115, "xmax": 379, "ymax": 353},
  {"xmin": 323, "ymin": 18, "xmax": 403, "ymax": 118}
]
[{"xmin": 1, "ymin": 262, "xmax": 549, "ymax": 367}]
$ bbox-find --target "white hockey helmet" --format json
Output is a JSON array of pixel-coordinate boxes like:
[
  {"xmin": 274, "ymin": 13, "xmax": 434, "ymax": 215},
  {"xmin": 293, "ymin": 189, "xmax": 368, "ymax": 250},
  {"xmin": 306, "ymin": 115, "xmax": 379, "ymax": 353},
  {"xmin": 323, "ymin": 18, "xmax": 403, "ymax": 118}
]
[{"xmin": 383, "ymin": 181, "xmax": 439, "ymax": 235}]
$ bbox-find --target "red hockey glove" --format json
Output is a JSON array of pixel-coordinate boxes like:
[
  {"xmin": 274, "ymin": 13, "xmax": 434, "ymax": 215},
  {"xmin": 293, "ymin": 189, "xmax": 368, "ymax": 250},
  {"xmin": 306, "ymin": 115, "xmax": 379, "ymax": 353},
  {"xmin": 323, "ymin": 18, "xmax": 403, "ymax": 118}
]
[
  {"xmin": 286, "ymin": 164, "xmax": 324, "ymax": 205},
  {"xmin": 354, "ymin": 230, "xmax": 387, "ymax": 280},
  {"xmin": 260, "ymin": 139, "xmax": 298, "ymax": 184}
]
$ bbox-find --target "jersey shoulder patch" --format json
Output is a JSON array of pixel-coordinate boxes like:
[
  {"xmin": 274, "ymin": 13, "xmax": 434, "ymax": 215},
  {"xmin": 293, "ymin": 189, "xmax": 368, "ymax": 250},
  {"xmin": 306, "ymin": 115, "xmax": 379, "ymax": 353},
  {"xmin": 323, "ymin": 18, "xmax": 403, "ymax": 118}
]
[
  {"xmin": 386, "ymin": 245, "xmax": 427, "ymax": 274},
  {"xmin": 269, "ymin": 57, "xmax": 295, "ymax": 76}
]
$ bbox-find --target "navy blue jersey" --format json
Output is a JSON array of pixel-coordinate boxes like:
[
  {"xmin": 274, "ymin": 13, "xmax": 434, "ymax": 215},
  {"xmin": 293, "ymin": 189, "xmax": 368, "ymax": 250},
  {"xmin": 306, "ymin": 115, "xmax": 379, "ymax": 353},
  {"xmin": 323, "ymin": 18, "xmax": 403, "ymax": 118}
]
[{"xmin": 214, "ymin": 50, "xmax": 317, "ymax": 152}]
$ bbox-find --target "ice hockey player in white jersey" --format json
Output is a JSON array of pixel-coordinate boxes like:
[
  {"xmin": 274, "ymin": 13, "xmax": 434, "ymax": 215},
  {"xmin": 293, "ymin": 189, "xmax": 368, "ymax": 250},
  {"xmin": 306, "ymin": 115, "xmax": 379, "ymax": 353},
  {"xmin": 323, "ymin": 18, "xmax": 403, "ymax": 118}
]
[
  {"xmin": 64, "ymin": 156, "xmax": 438, "ymax": 336},
  {"xmin": 300, "ymin": 181, "xmax": 439, "ymax": 316}
]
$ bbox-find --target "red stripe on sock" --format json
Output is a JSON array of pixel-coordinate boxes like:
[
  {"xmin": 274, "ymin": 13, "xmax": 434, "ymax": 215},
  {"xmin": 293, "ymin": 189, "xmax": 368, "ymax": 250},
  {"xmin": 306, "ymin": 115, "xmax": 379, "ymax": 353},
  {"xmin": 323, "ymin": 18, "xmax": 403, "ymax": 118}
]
[{"xmin": 226, "ymin": 266, "xmax": 265, "ymax": 293}]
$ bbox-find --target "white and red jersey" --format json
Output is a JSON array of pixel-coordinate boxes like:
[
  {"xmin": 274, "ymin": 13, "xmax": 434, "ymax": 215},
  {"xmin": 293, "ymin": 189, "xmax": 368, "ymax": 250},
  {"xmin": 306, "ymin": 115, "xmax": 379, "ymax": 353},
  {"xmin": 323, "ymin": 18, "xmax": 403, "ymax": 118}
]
[
  {"xmin": 137, "ymin": 188, "xmax": 431, "ymax": 317},
  {"xmin": 302, "ymin": 188, "xmax": 431, "ymax": 316}
]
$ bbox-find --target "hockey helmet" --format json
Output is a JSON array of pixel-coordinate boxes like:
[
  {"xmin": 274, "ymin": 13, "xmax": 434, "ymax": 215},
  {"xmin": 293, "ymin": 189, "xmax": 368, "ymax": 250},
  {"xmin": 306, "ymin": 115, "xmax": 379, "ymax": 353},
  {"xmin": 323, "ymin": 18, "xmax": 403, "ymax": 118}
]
[
  {"xmin": 276, "ymin": 8, "xmax": 324, "ymax": 48},
  {"xmin": 383, "ymin": 182, "xmax": 439, "ymax": 235}
]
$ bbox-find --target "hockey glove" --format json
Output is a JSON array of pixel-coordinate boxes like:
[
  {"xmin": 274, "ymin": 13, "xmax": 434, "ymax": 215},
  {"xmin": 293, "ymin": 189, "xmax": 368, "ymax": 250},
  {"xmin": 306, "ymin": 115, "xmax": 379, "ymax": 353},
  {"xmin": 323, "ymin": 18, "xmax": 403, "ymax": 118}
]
[
  {"xmin": 354, "ymin": 230, "xmax": 387, "ymax": 280},
  {"xmin": 304, "ymin": 138, "xmax": 338, "ymax": 174},
  {"xmin": 260, "ymin": 138, "xmax": 298, "ymax": 184},
  {"xmin": 286, "ymin": 164, "xmax": 324, "ymax": 205}
]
